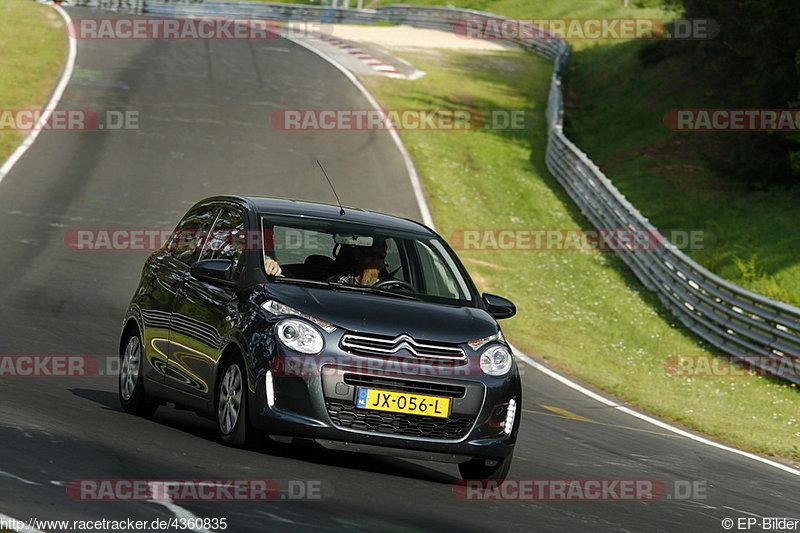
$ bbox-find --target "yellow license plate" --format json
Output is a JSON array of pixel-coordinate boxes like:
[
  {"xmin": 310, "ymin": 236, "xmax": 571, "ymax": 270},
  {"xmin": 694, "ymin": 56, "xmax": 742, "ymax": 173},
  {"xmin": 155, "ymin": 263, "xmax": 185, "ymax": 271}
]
[{"xmin": 356, "ymin": 388, "xmax": 451, "ymax": 418}]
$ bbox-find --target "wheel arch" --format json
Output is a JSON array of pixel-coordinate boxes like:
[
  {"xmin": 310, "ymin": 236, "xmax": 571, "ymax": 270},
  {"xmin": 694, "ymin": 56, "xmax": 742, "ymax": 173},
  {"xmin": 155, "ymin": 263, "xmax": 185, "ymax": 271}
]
[
  {"xmin": 120, "ymin": 313, "xmax": 143, "ymax": 355},
  {"xmin": 214, "ymin": 341, "xmax": 248, "ymax": 402}
]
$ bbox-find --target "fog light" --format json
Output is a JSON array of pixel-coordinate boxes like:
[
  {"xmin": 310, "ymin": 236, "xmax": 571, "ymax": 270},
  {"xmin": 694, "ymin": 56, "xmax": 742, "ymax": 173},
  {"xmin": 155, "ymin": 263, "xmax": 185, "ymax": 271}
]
[
  {"xmin": 266, "ymin": 370, "xmax": 275, "ymax": 407},
  {"xmin": 504, "ymin": 399, "xmax": 516, "ymax": 434}
]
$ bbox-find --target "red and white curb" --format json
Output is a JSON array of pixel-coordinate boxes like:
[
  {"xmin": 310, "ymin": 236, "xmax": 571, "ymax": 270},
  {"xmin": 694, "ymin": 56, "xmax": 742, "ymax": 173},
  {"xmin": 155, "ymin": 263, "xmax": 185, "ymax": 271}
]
[{"xmin": 315, "ymin": 35, "xmax": 425, "ymax": 80}]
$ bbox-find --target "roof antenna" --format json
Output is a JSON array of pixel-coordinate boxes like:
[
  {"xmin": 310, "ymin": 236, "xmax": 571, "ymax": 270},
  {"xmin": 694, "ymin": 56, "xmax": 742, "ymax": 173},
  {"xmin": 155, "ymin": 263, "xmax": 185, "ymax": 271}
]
[{"xmin": 317, "ymin": 159, "xmax": 346, "ymax": 216}]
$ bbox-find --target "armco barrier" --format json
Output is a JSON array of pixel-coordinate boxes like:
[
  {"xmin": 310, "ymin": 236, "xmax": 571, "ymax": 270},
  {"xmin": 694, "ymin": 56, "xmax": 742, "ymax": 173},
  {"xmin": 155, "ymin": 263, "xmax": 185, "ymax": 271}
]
[
  {"xmin": 144, "ymin": 1, "xmax": 379, "ymax": 24},
  {"xmin": 382, "ymin": 6, "xmax": 800, "ymax": 384},
  {"xmin": 69, "ymin": 0, "xmax": 800, "ymax": 383},
  {"xmin": 70, "ymin": 0, "xmax": 146, "ymax": 13}
]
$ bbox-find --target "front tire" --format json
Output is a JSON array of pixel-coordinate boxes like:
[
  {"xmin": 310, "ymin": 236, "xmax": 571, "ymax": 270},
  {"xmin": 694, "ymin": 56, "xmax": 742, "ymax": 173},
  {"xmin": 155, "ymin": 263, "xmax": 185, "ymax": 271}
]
[
  {"xmin": 216, "ymin": 356, "xmax": 249, "ymax": 447},
  {"xmin": 458, "ymin": 454, "xmax": 513, "ymax": 481},
  {"xmin": 119, "ymin": 331, "xmax": 158, "ymax": 417}
]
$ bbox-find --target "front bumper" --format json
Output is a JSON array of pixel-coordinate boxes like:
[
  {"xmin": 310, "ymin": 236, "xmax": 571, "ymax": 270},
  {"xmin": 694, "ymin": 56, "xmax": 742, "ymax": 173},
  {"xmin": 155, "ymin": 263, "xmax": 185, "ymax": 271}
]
[{"xmin": 247, "ymin": 353, "xmax": 521, "ymax": 462}]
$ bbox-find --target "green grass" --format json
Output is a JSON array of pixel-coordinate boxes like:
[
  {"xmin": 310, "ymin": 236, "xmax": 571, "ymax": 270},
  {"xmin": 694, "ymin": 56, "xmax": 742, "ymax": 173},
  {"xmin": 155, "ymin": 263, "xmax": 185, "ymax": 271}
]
[
  {"xmin": 368, "ymin": 0, "xmax": 678, "ymax": 31},
  {"xmin": 360, "ymin": 0, "xmax": 800, "ymax": 304},
  {"xmin": 565, "ymin": 38, "xmax": 800, "ymax": 306},
  {"xmin": 361, "ymin": 47, "xmax": 800, "ymax": 462},
  {"xmin": 0, "ymin": 0, "xmax": 67, "ymax": 162}
]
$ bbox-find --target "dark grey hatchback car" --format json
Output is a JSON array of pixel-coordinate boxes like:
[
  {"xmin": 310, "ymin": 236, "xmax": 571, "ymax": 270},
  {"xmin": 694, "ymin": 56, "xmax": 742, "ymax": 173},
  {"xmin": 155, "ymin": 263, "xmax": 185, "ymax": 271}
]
[{"xmin": 119, "ymin": 196, "xmax": 521, "ymax": 480}]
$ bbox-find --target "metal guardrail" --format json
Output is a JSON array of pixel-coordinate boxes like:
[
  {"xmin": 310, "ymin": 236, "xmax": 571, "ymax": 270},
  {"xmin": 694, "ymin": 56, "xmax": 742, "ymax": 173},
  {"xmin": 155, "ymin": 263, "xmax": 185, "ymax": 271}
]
[
  {"xmin": 70, "ymin": 0, "xmax": 146, "ymax": 14},
  {"xmin": 68, "ymin": 0, "xmax": 377, "ymax": 22},
  {"xmin": 384, "ymin": 6, "xmax": 800, "ymax": 383},
  {"xmin": 71, "ymin": 0, "xmax": 800, "ymax": 382},
  {"xmin": 143, "ymin": 2, "xmax": 378, "ymax": 24}
]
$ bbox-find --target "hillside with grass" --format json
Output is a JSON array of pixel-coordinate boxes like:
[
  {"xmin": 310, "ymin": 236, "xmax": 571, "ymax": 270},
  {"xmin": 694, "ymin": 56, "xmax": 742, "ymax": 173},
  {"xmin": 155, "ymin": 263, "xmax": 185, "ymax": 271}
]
[{"xmin": 366, "ymin": 0, "xmax": 800, "ymax": 305}]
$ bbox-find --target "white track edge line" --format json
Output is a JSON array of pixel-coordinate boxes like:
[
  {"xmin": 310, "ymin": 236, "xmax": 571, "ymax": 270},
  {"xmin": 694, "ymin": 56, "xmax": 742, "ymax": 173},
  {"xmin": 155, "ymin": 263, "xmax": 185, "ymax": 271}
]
[
  {"xmin": 285, "ymin": 36, "xmax": 435, "ymax": 229},
  {"xmin": 511, "ymin": 346, "xmax": 800, "ymax": 478},
  {"xmin": 0, "ymin": 4, "xmax": 76, "ymax": 184},
  {"xmin": 147, "ymin": 483, "xmax": 213, "ymax": 533},
  {"xmin": 0, "ymin": 7, "xmax": 69, "ymax": 530}
]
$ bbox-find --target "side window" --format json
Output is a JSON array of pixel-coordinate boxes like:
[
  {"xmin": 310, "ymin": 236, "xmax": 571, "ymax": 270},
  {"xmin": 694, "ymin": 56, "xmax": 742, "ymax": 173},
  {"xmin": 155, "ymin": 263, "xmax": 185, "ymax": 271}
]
[
  {"xmin": 271, "ymin": 225, "xmax": 334, "ymax": 265},
  {"xmin": 200, "ymin": 208, "xmax": 246, "ymax": 268},
  {"xmin": 383, "ymin": 238, "xmax": 408, "ymax": 282},
  {"xmin": 413, "ymin": 241, "xmax": 461, "ymax": 299},
  {"xmin": 166, "ymin": 205, "xmax": 218, "ymax": 264}
]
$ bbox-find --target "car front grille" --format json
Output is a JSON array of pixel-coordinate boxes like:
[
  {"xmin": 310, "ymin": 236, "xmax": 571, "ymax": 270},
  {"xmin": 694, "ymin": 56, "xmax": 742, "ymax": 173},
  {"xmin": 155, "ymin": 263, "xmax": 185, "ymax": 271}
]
[
  {"xmin": 326, "ymin": 401, "xmax": 474, "ymax": 440},
  {"xmin": 340, "ymin": 332, "xmax": 466, "ymax": 363},
  {"xmin": 343, "ymin": 373, "xmax": 466, "ymax": 399}
]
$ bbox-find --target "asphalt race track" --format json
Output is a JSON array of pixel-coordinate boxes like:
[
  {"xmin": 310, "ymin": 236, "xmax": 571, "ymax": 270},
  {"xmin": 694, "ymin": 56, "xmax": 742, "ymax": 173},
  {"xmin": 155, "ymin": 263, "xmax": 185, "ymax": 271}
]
[{"xmin": 0, "ymin": 7, "xmax": 797, "ymax": 532}]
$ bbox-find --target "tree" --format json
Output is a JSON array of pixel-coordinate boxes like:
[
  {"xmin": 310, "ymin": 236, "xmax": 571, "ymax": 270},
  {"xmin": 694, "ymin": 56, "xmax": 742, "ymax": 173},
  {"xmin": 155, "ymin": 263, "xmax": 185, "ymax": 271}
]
[{"xmin": 669, "ymin": 0, "xmax": 800, "ymax": 187}]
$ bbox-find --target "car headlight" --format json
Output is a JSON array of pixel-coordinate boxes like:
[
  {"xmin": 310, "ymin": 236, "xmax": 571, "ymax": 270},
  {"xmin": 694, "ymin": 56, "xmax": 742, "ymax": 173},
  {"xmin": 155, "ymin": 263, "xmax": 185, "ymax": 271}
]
[
  {"xmin": 262, "ymin": 299, "xmax": 337, "ymax": 333},
  {"xmin": 276, "ymin": 318, "xmax": 324, "ymax": 355},
  {"xmin": 480, "ymin": 345, "xmax": 513, "ymax": 376}
]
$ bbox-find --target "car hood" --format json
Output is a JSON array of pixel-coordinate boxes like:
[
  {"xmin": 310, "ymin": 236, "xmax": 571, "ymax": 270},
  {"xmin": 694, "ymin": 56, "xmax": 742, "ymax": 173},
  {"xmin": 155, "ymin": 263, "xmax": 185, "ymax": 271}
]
[{"xmin": 261, "ymin": 283, "xmax": 498, "ymax": 343}]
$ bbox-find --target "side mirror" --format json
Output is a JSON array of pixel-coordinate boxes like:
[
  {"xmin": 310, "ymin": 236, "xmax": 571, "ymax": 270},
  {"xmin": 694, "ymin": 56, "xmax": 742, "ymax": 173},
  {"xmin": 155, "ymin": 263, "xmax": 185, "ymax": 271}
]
[
  {"xmin": 482, "ymin": 293, "xmax": 516, "ymax": 319},
  {"xmin": 190, "ymin": 259, "xmax": 234, "ymax": 286}
]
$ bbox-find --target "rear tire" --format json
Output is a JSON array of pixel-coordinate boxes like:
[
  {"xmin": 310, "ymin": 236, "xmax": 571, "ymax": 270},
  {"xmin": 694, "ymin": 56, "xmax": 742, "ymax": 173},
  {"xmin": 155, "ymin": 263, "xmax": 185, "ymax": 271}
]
[
  {"xmin": 458, "ymin": 454, "xmax": 513, "ymax": 481},
  {"xmin": 119, "ymin": 331, "xmax": 158, "ymax": 418}
]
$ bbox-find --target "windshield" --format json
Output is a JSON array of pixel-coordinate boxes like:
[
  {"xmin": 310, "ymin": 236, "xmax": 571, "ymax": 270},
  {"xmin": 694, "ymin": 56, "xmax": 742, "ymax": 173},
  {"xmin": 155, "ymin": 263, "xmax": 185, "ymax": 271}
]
[{"xmin": 260, "ymin": 214, "xmax": 474, "ymax": 304}]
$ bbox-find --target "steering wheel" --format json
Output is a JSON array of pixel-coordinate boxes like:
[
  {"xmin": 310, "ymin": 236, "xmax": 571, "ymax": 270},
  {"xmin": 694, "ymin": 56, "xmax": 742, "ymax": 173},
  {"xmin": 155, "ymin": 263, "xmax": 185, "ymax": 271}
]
[{"xmin": 372, "ymin": 278, "xmax": 416, "ymax": 292}]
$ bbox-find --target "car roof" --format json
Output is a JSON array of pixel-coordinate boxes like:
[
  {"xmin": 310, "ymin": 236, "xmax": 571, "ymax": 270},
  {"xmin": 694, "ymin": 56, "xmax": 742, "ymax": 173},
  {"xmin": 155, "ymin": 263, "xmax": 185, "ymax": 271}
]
[{"xmin": 202, "ymin": 195, "xmax": 435, "ymax": 235}]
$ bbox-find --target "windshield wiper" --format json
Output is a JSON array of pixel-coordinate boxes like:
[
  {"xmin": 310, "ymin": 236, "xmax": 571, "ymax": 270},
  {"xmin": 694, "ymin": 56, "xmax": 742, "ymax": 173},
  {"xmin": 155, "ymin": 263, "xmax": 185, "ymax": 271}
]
[
  {"xmin": 327, "ymin": 281, "xmax": 419, "ymax": 300},
  {"xmin": 270, "ymin": 277, "xmax": 330, "ymax": 288},
  {"xmin": 271, "ymin": 277, "xmax": 419, "ymax": 300}
]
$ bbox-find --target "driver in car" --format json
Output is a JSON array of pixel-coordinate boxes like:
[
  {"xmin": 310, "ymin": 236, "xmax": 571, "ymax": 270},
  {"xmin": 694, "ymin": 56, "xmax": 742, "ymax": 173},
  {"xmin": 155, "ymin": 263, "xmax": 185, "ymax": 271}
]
[{"xmin": 329, "ymin": 238, "xmax": 388, "ymax": 286}]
